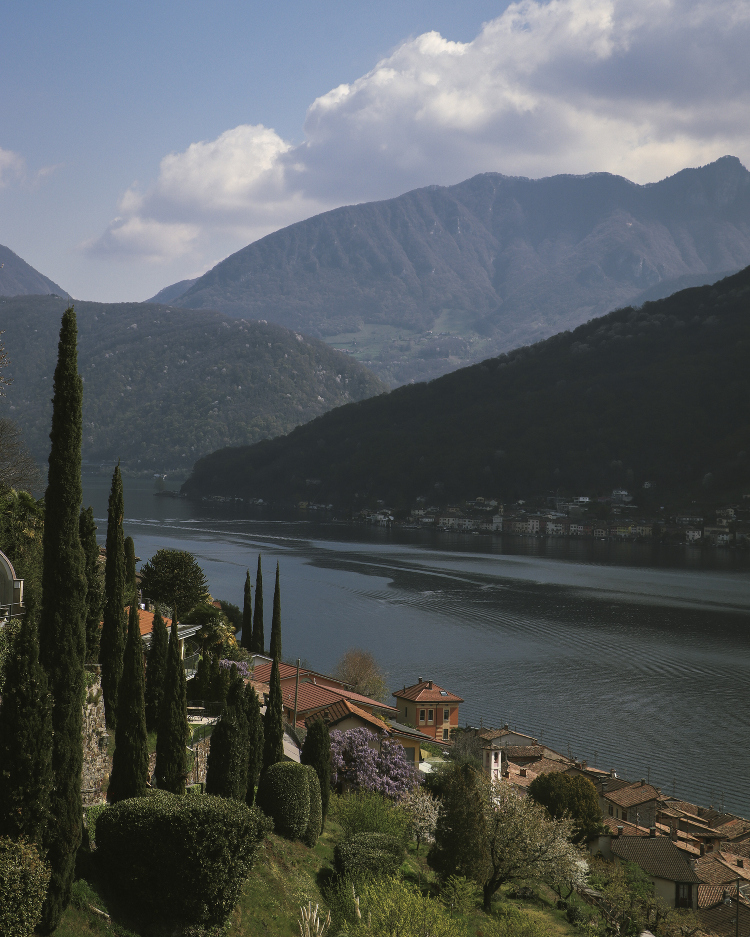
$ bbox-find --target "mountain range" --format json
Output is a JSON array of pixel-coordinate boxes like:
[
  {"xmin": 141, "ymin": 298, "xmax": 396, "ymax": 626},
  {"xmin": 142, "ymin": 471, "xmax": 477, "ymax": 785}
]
[
  {"xmin": 162, "ymin": 156, "xmax": 750, "ymax": 384},
  {"xmin": 0, "ymin": 295, "xmax": 385, "ymax": 474},
  {"xmin": 181, "ymin": 265, "xmax": 750, "ymax": 509},
  {"xmin": 0, "ymin": 244, "xmax": 70, "ymax": 300}
]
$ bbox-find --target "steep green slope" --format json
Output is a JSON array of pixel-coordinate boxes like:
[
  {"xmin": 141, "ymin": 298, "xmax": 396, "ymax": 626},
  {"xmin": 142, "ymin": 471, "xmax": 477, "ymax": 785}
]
[
  {"xmin": 171, "ymin": 156, "xmax": 750, "ymax": 384},
  {"xmin": 182, "ymin": 266, "xmax": 750, "ymax": 507},
  {"xmin": 0, "ymin": 243, "xmax": 70, "ymax": 299},
  {"xmin": 0, "ymin": 296, "xmax": 386, "ymax": 473}
]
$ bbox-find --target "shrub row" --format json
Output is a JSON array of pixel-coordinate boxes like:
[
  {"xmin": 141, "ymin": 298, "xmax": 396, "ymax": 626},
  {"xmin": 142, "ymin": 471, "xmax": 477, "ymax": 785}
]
[{"xmin": 333, "ymin": 832, "xmax": 405, "ymax": 881}]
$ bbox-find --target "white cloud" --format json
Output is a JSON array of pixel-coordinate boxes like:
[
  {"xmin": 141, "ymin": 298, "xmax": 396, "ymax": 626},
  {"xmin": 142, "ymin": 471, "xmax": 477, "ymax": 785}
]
[
  {"xmin": 93, "ymin": 0, "xmax": 750, "ymax": 263},
  {"xmin": 0, "ymin": 147, "xmax": 26, "ymax": 187}
]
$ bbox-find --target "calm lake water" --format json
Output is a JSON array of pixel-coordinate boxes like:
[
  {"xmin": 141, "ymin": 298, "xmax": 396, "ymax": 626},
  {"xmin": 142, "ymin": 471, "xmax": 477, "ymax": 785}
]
[{"xmin": 83, "ymin": 477, "xmax": 750, "ymax": 818}]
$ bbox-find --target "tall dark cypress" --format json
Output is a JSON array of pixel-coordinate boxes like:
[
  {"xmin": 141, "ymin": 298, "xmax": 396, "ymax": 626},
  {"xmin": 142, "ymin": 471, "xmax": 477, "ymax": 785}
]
[
  {"xmin": 99, "ymin": 464, "xmax": 126, "ymax": 730},
  {"xmin": 79, "ymin": 506, "xmax": 102, "ymax": 664},
  {"xmin": 108, "ymin": 601, "xmax": 148, "ymax": 802},
  {"xmin": 301, "ymin": 719, "xmax": 332, "ymax": 825},
  {"xmin": 144, "ymin": 607, "xmax": 168, "ymax": 733},
  {"xmin": 251, "ymin": 554, "xmax": 264, "ymax": 653},
  {"xmin": 205, "ymin": 672, "xmax": 247, "ymax": 801},
  {"xmin": 245, "ymin": 684, "xmax": 264, "ymax": 806},
  {"xmin": 0, "ymin": 616, "xmax": 53, "ymax": 846},
  {"xmin": 155, "ymin": 617, "xmax": 189, "ymax": 794},
  {"xmin": 240, "ymin": 569, "xmax": 252, "ymax": 651},
  {"xmin": 37, "ymin": 307, "xmax": 88, "ymax": 933},
  {"xmin": 269, "ymin": 562, "xmax": 282, "ymax": 661},
  {"xmin": 124, "ymin": 535, "xmax": 137, "ymax": 606},
  {"xmin": 262, "ymin": 656, "xmax": 284, "ymax": 773}
]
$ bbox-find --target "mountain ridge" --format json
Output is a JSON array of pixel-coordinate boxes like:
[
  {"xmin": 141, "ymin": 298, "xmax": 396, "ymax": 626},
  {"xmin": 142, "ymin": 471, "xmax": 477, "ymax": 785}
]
[{"xmin": 0, "ymin": 243, "xmax": 70, "ymax": 300}]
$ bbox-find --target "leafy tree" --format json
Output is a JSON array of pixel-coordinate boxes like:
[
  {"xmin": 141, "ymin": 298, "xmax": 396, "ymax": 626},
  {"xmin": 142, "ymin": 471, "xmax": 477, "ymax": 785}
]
[
  {"xmin": 301, "ymin": 719, "xmax": 332, "ymax": 824},
  {"xmin": 139, "ymin": 547, "xmax": 208, "ymax": 624},
  {"xmin": 144, "ymin": 606, "xmax": 168, "ymax": 733},
  {"xmin": 262, "ymin": 655, "xmax": 284, "ymax": 772},
  {"xmin": 528, "ymin": 772, "xmax": 603, "ymax": 843},
  {"xmin": 108, "ymin": 600, "xmax": 149, "ymax": 802},
  {"xmin": 79, "ymin": 506, "xmax": 102, "ymax": 663},
  {"xmin": 99, "ymin": 464, "xmax": 126, "ymax": 731},
  {"xmin": 402, "ymin": 786, "xmax": 440, "ymax": 854},
  {"xmin": 0, "ymin": 489, "xmax": 44, "ymax": 626},
  {"xmin": 0, "ymin": 616, "xmax": 53, "ymax": 847},
  {"xmin": 251, "ymin": 554, "xmax": 264, "ymax": 653},
  {"xmin": 269, "ymin": 561, "xmax": 282, "ymax": 660},
  {"xmin": 124, "ymin": 535, "xmax": 137, "ymax": 606},
  {"xmin": 446, "ymin": 727, "xmax": 483, "ymax": 768},
  {"xmin": 430, "ymin": 766, "xmax": 585, "ymax": 911},
  {"xmin": 333, "ymin": 648, "xmax": 388, "ymax": 702},
  {"xmin": 219, "ymin": 598, "xmax": 242, "ymax": 633},
  {"xmin": 0, "ymin": 837, "xmax": 52, "ymax": 937},
  {"xmin": 155, "ymin": 616, "xmax": 189, "ymax": 794},
  {"xmin": 240, "ymin": 569, "xmax": 252, "ymax": 651},
  {"xmin": 37, "ymin": 306, "xmax": 88, "ymax": 933},
  {"xmin": 186, "ymin": 600, "xmax": 237, "ymax": 657},
  {"xmin": 245, "ymin": 684, "xmax": 264, "ymax": 806},
  {"xmin": 330, "ymin": 728, "xmax": 416, "ymax": 798}
]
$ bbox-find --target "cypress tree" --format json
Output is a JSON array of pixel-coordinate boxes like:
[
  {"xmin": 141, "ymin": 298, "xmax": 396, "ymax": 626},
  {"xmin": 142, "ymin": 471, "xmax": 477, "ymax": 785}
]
[
  {"xmin": 215, "ymin": 660, "xmax": 231, "ymax": 702},
  {"xmin": 245, "ymin": 684, "xmax": 264, "ymax": 806},
  {"xmin": 0, "ymin": 615, "xmax": 53, "ymax": 846},
  {"xmin": 155, "ymin": 617, "xmax": 189, "ymax": 794},
  {"xmin": 262, "ymin": 656, "xmax": 284, "ymax": 773},
  {"xmin": 251, "ymin": 554, "xmax": 264, "ymax": 653},
  {"xmin": 208, "ymin": 652, "xmax": 221, "ymax": 700},
  {"xmin": 301, "ymin": 719, "xmax": 332, "ymax": 825},
  {"xmin": 269, "ymin": 562, "xmax": 282, "ymax": 661},
  {"xmin": 37, "ymin": 306, "xmax": 88, "ymax": 933},
  {"xmin": 144, "ymin": 607, "xmax": 168, "ymax": 733},
  {"xmin": 99, "ymin": 464, "xmax": 126, "ymax": 730},
  {"xmin": 240, "ymin": 569, "xmax": 252, "ymax": 651},
  {"xmin": 228, "ymin": 673, "xmax": 249, "ymax": 800},
  {"xmin": 192, "ymin": 652, "xmax": 210, "ymax": 700},
  {"xmin": 205, "ymin": 672, "xmax": 248, "ymax": 800},
  {"xmin": 124, "ymin": 535, "xmax": 137, "ymax": 606},
  {"xmin": 79, "ymin": 506, "xmax": 102, "ymax": 664},
  {"xmin": 108, "ymin": 601, "xmax": 148, "ymax": 802}
]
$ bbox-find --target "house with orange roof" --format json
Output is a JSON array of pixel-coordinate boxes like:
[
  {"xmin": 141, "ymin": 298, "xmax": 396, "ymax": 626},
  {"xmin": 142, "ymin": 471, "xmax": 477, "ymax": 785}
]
[{"xmin": 392, "ymin": 678, "xmax": 463, "ymax": 743}]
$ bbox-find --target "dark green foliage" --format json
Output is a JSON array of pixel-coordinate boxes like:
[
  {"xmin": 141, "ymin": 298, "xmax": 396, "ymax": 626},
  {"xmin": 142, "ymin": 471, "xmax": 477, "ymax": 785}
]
[
  {"xmin": 0, "ymin": 490, "xmax": 44, "ymax": 626},
  {"xmin": 184, "ymin": 265, "xmax": 750, "ymax": 508},
  {"xmin": 155, "ymin": 618, "xmax": 189, "ymax": 794},
  {"xmin": 124, "ymin": 535, "xmax": 137, "ymax": 606},
  {"xmin": 0, "ymin": 296, "xmax": 386, "ymax": 472},
  {"xmin": 191, "ymin": 652, "xmax": 210, "ymax": 700},
  {"xmin": 333, "ymin": 832, "xmax": 405, "ymax": 881},
  {"xmin": 95, "ymin": 792, "xmax": 272, "ymax": 928},
  {"xmin": 0, "ymin": 616, "xmax": 53, "ymax": 846},
  {"xmin": 252, "ymin": 554, "xmax": 264, "ymax": 653},
  {"xmin": 337, "ymin": 790, "xmax": 411, "ymax": 842},
  {"xmin": 245, "ymin": 684, "xmax": 264, "ymax": 807},
  {"xmin": 205, "ymin": 674, "xmax": 248, "ymax": 801},
  {"xmin": 215, "ymin": 660, "xmax": 231, "ymax": 702},
  {"xmin": 269, "ymin": 561, "xmax": 281, "ymax": 661},
  {"xmin": 37, "ymin": 306, "xmax": 88, "ymax": 934},
  {"xmin": 219, "ymin": 598, "xmax": 242, "ymax": 633},
  {"xmin": 241, "ymin": 569, "xmax": 252, "ymax": 650},
  {"xmin": 301, "ymin": 718, "xmax": 331, "ymax": 823},
  {"xmin": 79, "ymin": 506, "xmax": 102, "ymax": 663},
  {"xmin": 144, "ymin": 607, "xmax": 168, "ymax": 733},
  {"xmin": 256, "ymin": 761, "xmax": 312, "ymax": 841},
  {"xmin": 139, "ymin": 547, "xmax": 208, "ymax": 624},
  {"xmin": 108, "ymin": 601, "xmax": 149, "ymax": 803},
  {"xmin": 208, "ymin": 652, "xmax": 221, "ymax": 699},
  {"xmin": 262, "ymin": 655, "xmax": 284, "ymax": 772},
  {"xmin": 0, "ymin": 837, "xmax": 51, "ymax": 937},
  {"xmin": 303, "ymin": 764, "xmax": 322, "ymax": 847},
  {"xmin": 428, "ymin": 763, "xmax": 489, "ymax": 884},
  {"xmin": 528, "ymin": 772, "xmax": 603, "ymax": 843},
  {"xmin": 100, "ymin": 464, "xmax": 126, "ymax": 731}
]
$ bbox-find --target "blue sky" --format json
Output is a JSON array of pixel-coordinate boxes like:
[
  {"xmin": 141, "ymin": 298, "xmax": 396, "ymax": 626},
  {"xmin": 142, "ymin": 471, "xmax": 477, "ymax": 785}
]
[{"xmin": 1, "ymin": 0, "xmax": 749, "ymax": 302}]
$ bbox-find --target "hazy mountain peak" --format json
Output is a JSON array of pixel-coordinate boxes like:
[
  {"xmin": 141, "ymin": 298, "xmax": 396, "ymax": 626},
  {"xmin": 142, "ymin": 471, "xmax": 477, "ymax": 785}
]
[{"xmin": 0, "ymin": 243, "xmax": 70, "ymax": 299}]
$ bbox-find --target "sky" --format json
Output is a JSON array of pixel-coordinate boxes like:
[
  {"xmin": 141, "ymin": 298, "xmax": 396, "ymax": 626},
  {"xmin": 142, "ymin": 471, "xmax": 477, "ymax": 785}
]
[{"xmin": 1, "ymin": 0, "xmax": 749, "ymax": 303}]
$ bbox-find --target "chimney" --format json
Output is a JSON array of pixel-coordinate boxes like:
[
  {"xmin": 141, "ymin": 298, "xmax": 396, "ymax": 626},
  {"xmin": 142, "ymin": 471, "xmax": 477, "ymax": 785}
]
[
  {"xmin": 641, "ymin": 779, "xmax": 646, "ymax": 786},
  {"xmin": 739, "ymin": 859, "xmax": 745, "ymax": 869},
  {"xmin": 520, "ymin": 768, "xmax": 527, "ymax": 777},
  {"xmin": 649, "ymin": 828, "xmax": 656, "ymax": 838},
  {"xmin": 428, "ymin": 681, "xmax": 433, "ymax": 689},
  {"xmin": 617, "ymin": 826, "xmax": 623, "ymax": 836},
  {"xmin": 610, "ymin": 768, "xmax": 616, "ymax": 777},
  {"xmin": 582, "ymin": 760, "xmax": 587, "ymax": 769},
  {"xmin": 700, "ymin": 844, "xmax": 705, "ymax": 857},
  {"xmin": 601, "ymin": 781, "xmax": 608, "ymax": 794},
  {"xmin": 418, "ymin": 677, "xmax": 422, "ymax": 684}
]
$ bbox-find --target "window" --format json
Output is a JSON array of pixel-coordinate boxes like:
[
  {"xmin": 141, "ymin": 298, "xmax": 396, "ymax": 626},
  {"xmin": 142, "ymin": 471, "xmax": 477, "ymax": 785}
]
[
  {"xmin": 442, "ymin": 727, "xmax": 449, "ymax": 741},
  {"xmin": 608, "ymin": 805, "xmax": 613, "ymax": 816},
  {"xmin": 427, "ymin": 709, "xmax": 434, "ymax": 724},
  {"xmin": 676, "ymin": 884, "xmax": 692, "ymax": 909},
  {"xmin": 419, "ymin": 709, "xmax": 425, "ymax": 724},
  {"xmin": 621, "ymin": 810, "xmax": 628, "ymax": 822},
  {"xmin": 444, "ymin": 708, "xmax": 450, "ymax": 721}
]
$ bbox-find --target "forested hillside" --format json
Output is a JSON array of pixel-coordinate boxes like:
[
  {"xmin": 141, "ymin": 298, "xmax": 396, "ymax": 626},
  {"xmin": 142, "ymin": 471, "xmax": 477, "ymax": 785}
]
[
  {"xmin": 168, "ymin": 156, "xmax": 750, "ymax": 384},
  {"xmin": 0, "ymin": 296, "xmax": 386, "ymax": 473},
  {"xmin": 182, "ymin": 266, "xmax": 750, "ymax": 508}
]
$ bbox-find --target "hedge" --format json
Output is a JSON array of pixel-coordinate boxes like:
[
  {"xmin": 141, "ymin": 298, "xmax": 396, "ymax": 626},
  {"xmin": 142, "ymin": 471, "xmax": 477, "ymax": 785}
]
[
  {"xmin": 333, "ymin": 832, "xmax": 405, "ymax": 880},
  {"xmin": 257, "ymin": 762, "xmax": 311, "ymax": 841},
  {"xmin": 0, "ymin": 837, "xmax": 51, "ymax": 937},
  {"xmin": 303, "ymin": 764, "xmax": 322, "ymax": 847},
  {"xmin": 96, "ymin": 792, "xmax": 272, "ymax": 926}
]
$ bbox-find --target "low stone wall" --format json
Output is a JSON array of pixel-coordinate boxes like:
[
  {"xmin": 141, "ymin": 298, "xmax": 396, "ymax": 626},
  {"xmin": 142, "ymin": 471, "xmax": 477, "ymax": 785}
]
[
  {"xmin": 189, "ymin": 736, "xmax": 211, "ymax": 786},
  {"xmin": 81, "ymin": 677, "xmax": 110, "ymax": 806}
]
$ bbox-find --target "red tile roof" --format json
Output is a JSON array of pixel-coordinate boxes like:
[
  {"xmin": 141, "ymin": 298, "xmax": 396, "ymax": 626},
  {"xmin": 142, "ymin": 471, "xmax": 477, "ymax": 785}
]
[
  {"xmin": 254, "ymin": 663, "xmax": 397, "ymax": 712},
  {"xmin": 602, "ymin": 819, "xmax": 652, "ymax": 837},
  {"xmin": 135, "ymin": 608, "xmax": 172, "ymax": 638},
  {"xmin": 393, "ymin": 680, "xmax": 463, "ymax": 703},
  {"xmin": 305, "ymin": 698, "xmax": 387, "ymax": 734},
  {"xmin": 606, "ymin": 782, "xmax": 663, "ymax": 809},
  {"xmin": 611, "ymin": 836, "xmax": 701, "ymax": 883}
]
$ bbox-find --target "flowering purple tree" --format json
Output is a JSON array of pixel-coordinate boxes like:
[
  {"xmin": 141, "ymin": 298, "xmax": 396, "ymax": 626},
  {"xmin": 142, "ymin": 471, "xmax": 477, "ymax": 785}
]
[
  {"xmin": 330, "ymin": 728, "xmax": 418, "ymax": 799},
  {"xmin": 218, "ymin": 659, "xmax": 251, "ymax": 680}
]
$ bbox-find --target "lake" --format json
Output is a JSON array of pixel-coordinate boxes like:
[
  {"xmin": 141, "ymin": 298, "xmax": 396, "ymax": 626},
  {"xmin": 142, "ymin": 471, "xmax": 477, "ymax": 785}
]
[{"xmin": 83, "ymin": 476, "xmax": 750, "ymax": 818}]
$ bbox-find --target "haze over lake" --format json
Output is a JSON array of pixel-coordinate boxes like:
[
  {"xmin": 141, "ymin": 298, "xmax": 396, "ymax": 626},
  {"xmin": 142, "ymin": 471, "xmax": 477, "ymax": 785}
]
[{"xmin": 84, "ymin": 477, "xmax": 750, "ymax": 819}]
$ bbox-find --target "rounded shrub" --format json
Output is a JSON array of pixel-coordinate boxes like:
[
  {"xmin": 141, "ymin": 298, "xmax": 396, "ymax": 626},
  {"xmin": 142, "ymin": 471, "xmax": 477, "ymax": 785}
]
[
  {"xmin": 303, "ymin": 764, "xmax": 322, "ymax": 847},
  {"xmin": 96, "ymin": 792, "xmax": 272, "ymax": 927},
  {"xmin": 257, "ymin": 761, "xmax": 311, "ymax": 841},
  {"xmin": 0, "ymin": 837, "xmax": 51, "ymax": 937},
  {"xmin": 333, "ymin": 832, "xmax": 405, "ymax": 881}
]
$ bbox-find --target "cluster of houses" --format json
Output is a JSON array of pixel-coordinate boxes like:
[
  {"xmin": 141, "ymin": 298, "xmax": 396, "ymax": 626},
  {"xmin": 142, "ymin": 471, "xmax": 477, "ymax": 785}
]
[{"xmin": 361, "ymin": 494, "xmax": 750, "ymax": 546}]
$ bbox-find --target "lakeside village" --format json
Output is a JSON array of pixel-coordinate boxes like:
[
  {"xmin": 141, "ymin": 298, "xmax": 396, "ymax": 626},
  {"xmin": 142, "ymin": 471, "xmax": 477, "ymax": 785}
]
[{"xmin": 3, "ymin": 544, "xmax": 748, "ymax": 937}]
